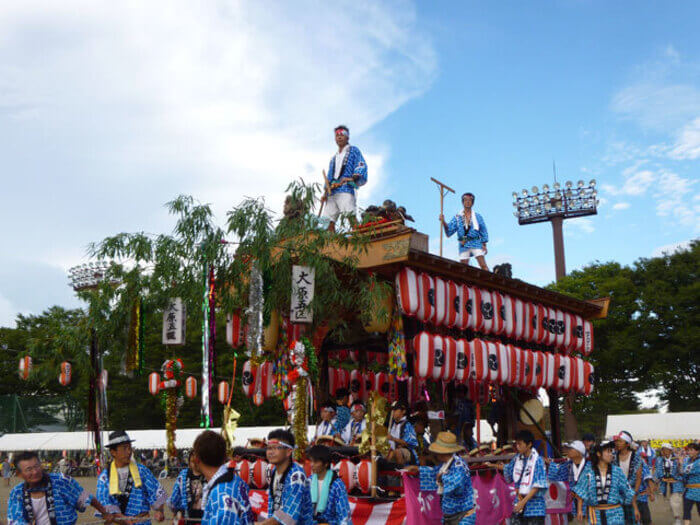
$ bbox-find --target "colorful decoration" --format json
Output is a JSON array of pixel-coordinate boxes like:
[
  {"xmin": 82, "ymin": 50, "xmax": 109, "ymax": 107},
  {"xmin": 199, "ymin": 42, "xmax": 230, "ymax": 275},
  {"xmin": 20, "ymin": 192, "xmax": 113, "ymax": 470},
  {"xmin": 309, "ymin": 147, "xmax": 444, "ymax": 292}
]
[
  {"xmin": 355, "ymin": 460, "xmax": 374, "ymax": 494},
  {"xmin": 246, "ymin": 263, "xmax": 264, "ymax": 357},
  {"xmin": 159, "ymin": 359, "xmax": 185, "ymax": 458},
  {"xmin": 18, "ymin": 356, "xmax": 31, "ymax": 380},
  {"xmin": 59, "ymin": 362, "xmax": 72, "ymax": 386},
  {"xmin": 126, "ymin": 298, "xmax": 144, "ymax": 374},
  {"xmin": 395, "ymin": 267, "xmax": 420, "ymax": 316},
  {"xmin": 241, "ymin": 360, "xmax": 256, "ymax": 398},
  {"xmin": 226, "ymin": 311, "xmax": 246, "ymax": 348},
  {"xmin": 201, "ymin": 263, "xmax": 216, "ymax": 428},
  {"xmin": 387, "ymin": 306, "xmax": 408, "ymax": 379},
  {"xmin": 358, "ymin": 391, "xmax": 390, "ymax": 457},
  {"xmin": 286, "ymin": 337, "xmax": 317, "ymax": 460}
]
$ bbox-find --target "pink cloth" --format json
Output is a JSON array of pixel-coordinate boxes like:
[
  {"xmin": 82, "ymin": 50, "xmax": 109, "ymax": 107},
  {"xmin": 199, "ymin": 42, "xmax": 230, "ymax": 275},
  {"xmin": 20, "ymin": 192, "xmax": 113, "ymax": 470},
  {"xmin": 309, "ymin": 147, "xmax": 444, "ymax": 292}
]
[
  {"xmin": 473, "ymin": 473, "xmax": 516, "ymax": 524},
  {"xmin": 402, "ymin": 473, "xmax": 442, "ymax": 525}
]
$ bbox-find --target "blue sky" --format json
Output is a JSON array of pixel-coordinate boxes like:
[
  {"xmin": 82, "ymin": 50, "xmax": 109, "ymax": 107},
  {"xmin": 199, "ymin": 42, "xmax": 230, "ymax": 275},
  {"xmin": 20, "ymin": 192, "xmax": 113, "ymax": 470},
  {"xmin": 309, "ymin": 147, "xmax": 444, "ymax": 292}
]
[{"xmin": 1, "ymin": 0, "xmax": 698, "ymax": 327}]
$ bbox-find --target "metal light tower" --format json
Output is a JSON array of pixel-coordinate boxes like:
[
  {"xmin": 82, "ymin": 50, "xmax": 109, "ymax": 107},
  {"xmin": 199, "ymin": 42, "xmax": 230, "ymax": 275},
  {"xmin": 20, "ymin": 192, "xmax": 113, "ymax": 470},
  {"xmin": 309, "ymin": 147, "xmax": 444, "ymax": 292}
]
[
  {"xmin": 68, "ymin": 261, "xmax": 117, "ymax": 467},
  {"xmin": 512, "ymin": 177, "xmax": 599, "ymax": 445}
]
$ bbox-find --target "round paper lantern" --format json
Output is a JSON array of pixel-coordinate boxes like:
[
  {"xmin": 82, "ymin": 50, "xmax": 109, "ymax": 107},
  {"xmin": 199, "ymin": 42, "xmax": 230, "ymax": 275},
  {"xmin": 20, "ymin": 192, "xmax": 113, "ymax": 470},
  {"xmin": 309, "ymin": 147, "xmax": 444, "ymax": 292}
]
[
  {"xmin": 554, "ymin": 310, "xmax": 566, "ymax": 350},
  {"xmin": 147, "ymin": 372, "xmax": 160, "ymax": 395},
  {"xmin": 260, "ymin": 362, "xmax": 275, "ymax": 400},
  {"xmin": 454, "ymin": 339, "xmax": 469, "ymax": 383},
  {"xmin": 237, "ymin": 460, "xmax": 252, "ymax": 485},
  {"xmin": 477, "ymin": 289, "xmax": 495, "ymax": 334},
  {"xmin": 226, "ymin": 311, "xmax": 245, "ymax": 348},
  {"xmin": 185, "ymin": 376, "xmax": 197, "ymax": 399},
  {"xmin": 445, "ymin": 280, "xmax": 461, "ymax": 328},
  {"xmin": 431, "ymin": 276, "xmax": 447, "ymax": 326},
  {"xmin": 569, "ymin": 356, "xmax": 581, "ymax": 392},
  {"xmin": 416, "ymin": 273, "xmax": 435, "ymax": 322},
  {"xmin": 506, "ymin": 345, "xmax": 520, "ymax": 387},
  {"xmin": 59, "ymin": 362, "xmax": 72, "ymax": 386},
  {"xmin": 546, "ymin": 307, "xmax": 558, "ymax": 346},
  {"xmin": 469, "ymin": 339, "xmax": 489, "ymax": 382},
  {"xmin": 523, "ymin": 302, "xmax": 535, "ymax": 342},
  {"xmin": 502, "ymin": 295, "xmax": 515, "ymax": 338},
  {"xmin": 18, "ymin": 356, "xmax": 32, "ymax": 380},
  {"xmin": 486, "ymin": 342, "xmax": 500, "ymax": 383},
  {"xmin": 582, "ymin": 320, "xmax": 594, "ymax": 356},
  {"xmin": 543, "ymin": 353, "xmax": 556, "ymax": 389},
  {"xmin": 521, "ymin": 350, "xmax": 535, "ymax": 388},
  {"xmin": 458, "ymin": 285, "xmax": 474, "ymax": 330},
  {"xmin": 551, "ymin": 354, "xmax": 568, "ymax": 391},
  {"xmin": 496, "ymin": 343, "xmax": 510, "ymax": 385},
  {"xmin": 395, "ymin": 267, "xmax": 420, "ymax": 316},
  {"xmin": 492, "ymin": 292, "xmax": 505, "ymax": 335},
  {"xmin": 218, "ymin": 381, "xmax": 230, "ymax": 404},
  {"xmin": 355, "ymin": 459, "xmax": 374, "ymax": 494},
  {"xmin": 513, "ymin": 298, "xmax": 525, "ymax": 340},
  {"xmin": 413, "ymin": 332, "xmax": 435, "ymax": 380},
  {"xmin": 533, "ymin": 351, "xmax": 547, "ymax": 389},
  {"xmin": 562, "ymin": 312, "xmax": 575, "ymax": 353},
  {"xmin": 582, "ymin": 361, "xmax": 595, "ymax": 396},
  {"xmin": 534, "ymin": 304, "xmax": 547, "ymax": 344},
  {"xmin": 252, "ymin": 459, "xmax": 269, "ymax": 489},
  {"xmin": 241, "ymin": 360, "xmax": 256, "ymax": 398},
  {"xmin": 430, "ymin": 334, "xmax": 446, "ymax": 381},
  {"xmin": 334, "ymin": 459, "xmax": 356, "ymax": 491},
  {"xmin": 441, "ymin": 336, "xmax": 457, "ymax": 381},
  {"xmin": 407, "ymin": 376, "xmax": 426, "ymax": 406}
]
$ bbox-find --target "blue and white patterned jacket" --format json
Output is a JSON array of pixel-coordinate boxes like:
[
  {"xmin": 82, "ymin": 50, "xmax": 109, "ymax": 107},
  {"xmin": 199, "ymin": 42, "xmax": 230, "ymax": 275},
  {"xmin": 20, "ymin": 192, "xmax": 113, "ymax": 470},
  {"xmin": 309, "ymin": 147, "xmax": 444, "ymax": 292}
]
[
  {"xmin": 389, "ymin": 418, "xmax": 419, "ymax": 463},
  {"xmin": 653, "ymin": 455, "xmax": 683, "ymax": 495},
  {"xmin": 201, "ymin": 464, "xmax": 253, "ymax": 525},
  {"xmin": 8, "ymin": 473, "xmax": 92, "ymax": 525},
  {"xmin": 326, "ymin": 146, "xmax": 367, "ymax": 196},
  {"xmin": 503, "ymin": 452, "xmax": 548, "ymax": 517},
  {"xmin": 573, "ymin": 464, "xmax": 634, "ymax": 525},
  {"xmin": 96, "ymin": 462, "xmax": 167, "ymax": 524},
  {"xmin": 682, "ymin": 456, "xmax": 700, "ymax": 502},
  {"xmin": 419, "ymin": 455, "xmax": 476, "ymax": 524},
  {"xmin": 312, "ymin": 474, "xmax": 351, "ymax": 525},
  {"xmin": 267, "ymin": 462, "xmax": 313, "ymax": 525},
  {"xmin": 444, "ymin": 212, "xmax": 489, "ymax": 252}
]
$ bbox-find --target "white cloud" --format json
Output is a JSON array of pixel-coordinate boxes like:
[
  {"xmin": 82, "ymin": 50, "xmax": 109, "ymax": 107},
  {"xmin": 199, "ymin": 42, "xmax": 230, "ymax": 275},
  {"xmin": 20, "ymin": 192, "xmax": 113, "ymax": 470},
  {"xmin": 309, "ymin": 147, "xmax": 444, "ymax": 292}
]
[
  {"xmin": 564, "ymin": 218, "xmax": 594, "ymax": 236},
  {"xmin": 602, "ymin": 169, "xmax": 655, "ymax": 196},
  {"xmin": 611, "ymin": 82, "xmax": 700, "ymax": 131},
  {"xmin": 0, "ymin": 294, "xmax": 18, "ymax": 329},
  {"xmin": 612, "ymin": 202, "xmax": 630, "ymax": 210},
  {"xmin": 652, "ymin": 239, "xmax": 693, "ymax": 257},
  {"xmin": 655, "ymin": 171, "xmax": 699, "ymax": 229},
  {"xmin": 669, "ymin": 117, "xmax": 700, "ymax": 160}
]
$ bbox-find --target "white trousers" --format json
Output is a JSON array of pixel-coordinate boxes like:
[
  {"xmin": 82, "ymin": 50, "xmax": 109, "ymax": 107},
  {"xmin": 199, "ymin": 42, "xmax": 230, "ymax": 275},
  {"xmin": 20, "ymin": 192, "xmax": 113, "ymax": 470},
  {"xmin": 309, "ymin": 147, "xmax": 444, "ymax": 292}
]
[{"xmin": 323, "ymin": 192, "xmax": 356, "ymax": 223}]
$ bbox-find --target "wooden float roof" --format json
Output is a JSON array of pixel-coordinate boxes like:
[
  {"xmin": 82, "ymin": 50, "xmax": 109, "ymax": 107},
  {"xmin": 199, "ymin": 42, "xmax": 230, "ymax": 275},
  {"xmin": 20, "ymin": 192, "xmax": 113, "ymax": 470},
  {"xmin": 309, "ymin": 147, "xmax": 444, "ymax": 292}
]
[{"xmin": 323, "ymin": 223, "xmax": 608, "ymax": 319}]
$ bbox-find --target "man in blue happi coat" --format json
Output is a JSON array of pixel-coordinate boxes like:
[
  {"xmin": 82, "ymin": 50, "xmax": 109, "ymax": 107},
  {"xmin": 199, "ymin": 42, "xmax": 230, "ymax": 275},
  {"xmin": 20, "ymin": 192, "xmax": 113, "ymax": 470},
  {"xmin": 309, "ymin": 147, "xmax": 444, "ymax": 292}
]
[
  {"xmin": 407, "ymin": 431, "xmax": 477, "ymax": 524},
  {"xmin": 306, "ymin": 445, "xmax": 351, "ymax": 525},
  {"xmin": 169, "ymin": 452, "xmax": 207, "ymax": 524},
  {"xmin": 96, "ymin": 430, "xmax": 167, "ymax": 524},
  {"xmin": 191, "ymin": 430, "xmax": 252, "ymax": 525},
  {"xmin": 547, "ymin": 440, "xmax": 589, "ymax": 518},
  {"xmin": 613, "ymin": 431, "xmax": 650, "ymax": 525},
  {"xmin": 387, "ymin": 401, "xmax": 419, "ymax": 466},
  {"xmin": 256, "ymin": 429, "xmax": 313, "ymax": 525},
  {"xmin": 498, "ymin": 429, "xmax": 548, "ymax": 525},
  {"xmin": 654, "ymin": 442, "xmax": 683, "ymax": 525},
  {"xmin": 440, "ymin": 192, "xmax": 489, "ymax": 270},
  {"xmin": 321, "ymin": 125, "xmax": 367, "ymax": 232},
  {"xmin": 8, "ymin": 450, "xmax": 116, "ymax": 525}
]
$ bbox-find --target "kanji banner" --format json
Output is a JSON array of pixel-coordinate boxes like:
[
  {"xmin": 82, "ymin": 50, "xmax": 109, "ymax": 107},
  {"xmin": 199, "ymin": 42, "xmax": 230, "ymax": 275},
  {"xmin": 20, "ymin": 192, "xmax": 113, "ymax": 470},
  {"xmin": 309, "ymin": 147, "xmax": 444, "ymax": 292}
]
[
  {"xmin": 402, "ymin": 473, "xmax": 441, "ymax": 525},
  {"xmin": 291, "ymin": 265, "xmax": 315, "ymax": 323}
]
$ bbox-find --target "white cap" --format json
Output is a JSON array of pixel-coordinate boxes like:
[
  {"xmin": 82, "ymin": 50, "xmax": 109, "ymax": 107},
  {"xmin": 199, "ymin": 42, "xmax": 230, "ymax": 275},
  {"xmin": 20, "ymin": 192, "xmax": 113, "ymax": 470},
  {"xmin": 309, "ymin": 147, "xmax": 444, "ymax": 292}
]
[
  {"xmin": 661, "ymin": 442, "xmax": 673, "ymax": 450},
  {"xmin": 568, "ymin": 440, "xmax": 586, "ymax": 457}
]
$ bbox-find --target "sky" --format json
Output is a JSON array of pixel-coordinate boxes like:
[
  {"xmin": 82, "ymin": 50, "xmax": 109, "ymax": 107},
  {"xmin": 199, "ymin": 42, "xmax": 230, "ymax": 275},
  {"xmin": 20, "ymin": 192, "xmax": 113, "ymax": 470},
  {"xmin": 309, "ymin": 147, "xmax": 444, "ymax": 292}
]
[{"xmin": 1, "ymin": 0, "xmax": 698, "ymax": 328}]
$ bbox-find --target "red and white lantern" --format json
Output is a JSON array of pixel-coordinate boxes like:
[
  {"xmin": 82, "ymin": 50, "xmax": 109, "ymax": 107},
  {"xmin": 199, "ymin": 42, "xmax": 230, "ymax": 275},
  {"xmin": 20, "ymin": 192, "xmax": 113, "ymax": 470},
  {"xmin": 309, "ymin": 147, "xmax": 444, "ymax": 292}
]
[
  {"xmin": 260, "ymin": 362, "xmax": 275, "ymax": 400},
  {"xmin": 523, "ymin": 302, "xmax": 535, "ymax": 342},
  {"xmin": 582, "ymin": 361, "xmax": 595, "ymax": 396},
  {"xmin": 237, "ymin": 460, "xmax": 252, "ymax": 485},
  {"xmin": 543, "ymin": 353, "xmax": 556, "ymax": 389},
  {"xmin": 445, "ymin": 280, "xmax": 461, "ymax": 328},
  {"xmin": 431, "ymin": 334, "xmax": 446, "ymax": 381},
  {"xmin": 148, "ymin": 372, "xmax": 160, "ymax": 396},
  {"xmin": 59, "ymin": 362, "xmax": 72, "ymax": 386},
  {"xmin": 513, "ymin": 298, "xmax": 525, "ymax": 340},
  {"xmin": 374, "ymin": 372, "xmax": 392, "ymax": 400},
  {"xmin": 185, "ymin": 376, "xmax": 197, "ymax": 399},
  {"xmin": 486, "ymin": 342, "xmax": 500, "ymax": 383},
  {"xmin": 477, "ymin": 289, "xmax": 495, "ymax": 334},
  {"xmin": 241, "ymin": 360, "xmax": 256, "ymax": 398},
  {"xmin": 18, "ymin": 356, "xmax": 32, "ymax": 380},
  {"xmin": 431, "ymin": 276, "xmax": 447, "ymax": 326},
  {"xmin": 252, "ymin": 459, "xmax": 269, "ymax": 489},
  {"xmin": 416, "ymin": 273, "xmax": 435, "ymax": 323},
  {"xmin": 363, "ymin": 371, "xmax": 374, "ymax": 402},
  {"xmin": 334, "ymin": 459, "xmax": 356, "ymax": 491},
  {"xmin": 562, "ymin": 312, "xmax": 575, "ymax": 353},
  {"xmin": 407, "ymin": 376, "xmax": 426, "ymax": 406},
  {"xmin": 395, "ymin": 267, "xmax": 420, "ymax": 316},
  {"xmin": 492, "ymin": 292, "xmax": 505, "ymax": 335},
  {"xmin": 442, "ymin": 336, "xmax": 457, "ymax": 381},
  {"xmin": 413, "ymin": 332, "xmax": 435, "ymax": 380},
  {"xmin": 533, "ymin": 351, "xmax": 547, "ymax": 389},
  {"xmin": 506, "ymin": 345, "xmax": 521, "ymax": 386},
  {"xmin": 454, "ymin": 339, "xmax": 469, "ymax": 383},
  {"xmin": 496, "ymin": 342, "xmax": 510, "ymax": 385},
  {"xmin": 501, "ymin": 295, "xmax": 515, "ymax": 337},
  {"xmin": 555, "ymin": 310, "xmax": 566, "ymax": 350},
  {"xmin": 355, "ymin": 460, "xmax": 374, "ymax": 494},
  {"xmin": 534, "ymin": 304, "xmax": 547, "ymax": 344},
  {"xmin": 469, "ymin": 339, "xmax": 489, "ymax": 382},
  {"xmin": 582, "ymin": 320, "xmax": 594, "ymax": 356},
  {"xmin": 218, "ymin": 381, "xmax": 230, "ymax": 404},
  {"xmin": 226, "ymin": 311, "xmax": 245, "ymax": 347}
]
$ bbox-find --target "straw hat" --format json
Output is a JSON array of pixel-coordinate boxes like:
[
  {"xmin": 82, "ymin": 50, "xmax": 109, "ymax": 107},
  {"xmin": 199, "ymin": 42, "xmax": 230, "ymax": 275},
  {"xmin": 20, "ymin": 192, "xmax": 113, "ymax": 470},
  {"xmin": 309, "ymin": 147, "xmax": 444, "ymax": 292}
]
[
  {"xmin": 316, "ymin": 435, "xmax": 345, "ymax": 446},
  {"xmin": 429, "ymin": 432, "xmax": 464, "ymax": 454},
  {"xmin": 519, "ymin": 398, "xmax": 544, "ymax": 425}
]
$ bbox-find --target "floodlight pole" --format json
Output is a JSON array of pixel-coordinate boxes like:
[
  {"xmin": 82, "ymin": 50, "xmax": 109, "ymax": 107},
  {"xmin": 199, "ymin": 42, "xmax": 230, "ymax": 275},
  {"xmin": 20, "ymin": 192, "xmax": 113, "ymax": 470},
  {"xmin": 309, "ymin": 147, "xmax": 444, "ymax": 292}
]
[
  {"xmin": 551, "ymin": 216, "xmax": 566, "ymax": 281},
  {"xmin": 430, "ymin": 177, "xmax": 455, "ymax": 256}
]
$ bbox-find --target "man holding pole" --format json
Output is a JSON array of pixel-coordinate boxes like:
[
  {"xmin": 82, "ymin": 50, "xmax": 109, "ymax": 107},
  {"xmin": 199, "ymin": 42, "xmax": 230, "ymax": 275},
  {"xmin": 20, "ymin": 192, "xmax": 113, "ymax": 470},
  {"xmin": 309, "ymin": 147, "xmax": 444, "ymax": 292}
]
[
  {"xmin": 440, "ymin": 192, "xmax": 489, "ymax": 270},
  {"xmin": 321, "ymin": 125, "xmax": 368, "ymax": 232}
]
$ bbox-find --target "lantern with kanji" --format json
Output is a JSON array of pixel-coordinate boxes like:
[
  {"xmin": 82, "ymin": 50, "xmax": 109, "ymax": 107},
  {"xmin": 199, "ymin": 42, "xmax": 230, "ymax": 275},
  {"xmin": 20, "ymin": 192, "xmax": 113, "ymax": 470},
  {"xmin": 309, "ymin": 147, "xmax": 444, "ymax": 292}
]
[{"xmin": 58, "ymin": 362, "xmax": 72, "ymax": 386}]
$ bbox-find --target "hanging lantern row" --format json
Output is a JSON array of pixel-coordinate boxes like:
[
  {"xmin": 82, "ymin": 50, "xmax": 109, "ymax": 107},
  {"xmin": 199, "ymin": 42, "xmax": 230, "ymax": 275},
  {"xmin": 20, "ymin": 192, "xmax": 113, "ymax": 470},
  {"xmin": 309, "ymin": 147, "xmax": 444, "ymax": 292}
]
[
  {"xmin": 396, "ymin": 267, "xmax": 594, "ymax": 355},
  {"xmin": 18, "ymin": 357, "xmax": 75, "ymax": 387}
]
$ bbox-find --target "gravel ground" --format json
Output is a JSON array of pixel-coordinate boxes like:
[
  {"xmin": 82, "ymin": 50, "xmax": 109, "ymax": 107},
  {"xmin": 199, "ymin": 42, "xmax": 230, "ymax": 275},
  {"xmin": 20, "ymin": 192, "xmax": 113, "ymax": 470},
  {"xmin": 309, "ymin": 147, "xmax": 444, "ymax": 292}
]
[{"xmin": 1, "ymin": 476, "xmax": 699, "ymax": 523}]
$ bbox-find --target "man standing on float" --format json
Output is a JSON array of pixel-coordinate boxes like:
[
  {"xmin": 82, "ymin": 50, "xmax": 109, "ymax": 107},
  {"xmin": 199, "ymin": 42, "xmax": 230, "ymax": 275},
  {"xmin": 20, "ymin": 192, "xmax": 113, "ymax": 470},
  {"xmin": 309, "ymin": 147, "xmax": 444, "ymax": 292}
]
[
  {"xmin": 321, "ymin": 125, "xmax": 367, "ymax": 232},
  {"xmin": 440, "ymin": 192, "xmax": 489, "ymax": 270}
]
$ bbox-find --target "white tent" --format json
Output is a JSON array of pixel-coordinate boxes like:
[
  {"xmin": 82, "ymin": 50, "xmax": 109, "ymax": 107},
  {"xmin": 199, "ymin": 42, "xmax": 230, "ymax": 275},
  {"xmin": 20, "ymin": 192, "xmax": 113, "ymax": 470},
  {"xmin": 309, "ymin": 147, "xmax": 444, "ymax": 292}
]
[{"xmin": 605, "ymin": 412, "xmax": 700, "ymax": 440}]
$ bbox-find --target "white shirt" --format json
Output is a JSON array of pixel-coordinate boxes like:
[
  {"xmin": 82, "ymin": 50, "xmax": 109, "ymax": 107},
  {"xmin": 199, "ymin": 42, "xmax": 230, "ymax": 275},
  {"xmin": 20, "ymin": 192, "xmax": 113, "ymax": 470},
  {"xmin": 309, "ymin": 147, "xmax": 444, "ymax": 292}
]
[
  {"xmin": 389, "ymin": 418, "xmax": 406, "ymax": 450},
  {"xmin": 117, "ymin": 466, "xmax": 130, "ymax": 492},
  {"xmin": 619, "ymin": 455, "xmax": 631, "ymax": 478},
  {"xmin": 315, "ymin": 419, "xmax": 337, "ymax": 439},
  {"xmin": 333, "ymin": 145, "xmax": 349, "ymax": 180},
  {"xmin": 341, "ymin": 418, "xmax": 366, "ymax": 444},
  {"xmin": 30, "ymin": 495, "xmax": 51, "ymax": 525}
]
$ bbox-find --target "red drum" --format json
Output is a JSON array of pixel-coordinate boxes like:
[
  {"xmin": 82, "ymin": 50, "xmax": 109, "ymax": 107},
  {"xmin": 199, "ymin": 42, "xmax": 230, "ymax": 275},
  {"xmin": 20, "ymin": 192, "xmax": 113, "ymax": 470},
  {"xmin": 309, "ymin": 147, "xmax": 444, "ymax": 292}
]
[
  {"xmin": 416, "ymin": 273, "xmax": 435, "ymax": 323},
  {"xmin": 237, "ymin": 460, "xmax": 252, "ymax": 485},
  {"xmin": 492, "ymin": 292, "xmax": 505, "ymax": 335},
  {"xmin": 582, "ymin": 320, "xmax": 594, "ymax": 356},
  {"xmin": 582, "ymin": 361, "xmax": 594, "ymax": 395},
  {"xmin": 413, "ymin": 332, "xmax": 435, "ymax": 380},
  {"xmin": 454, "ymin": 339, "xmax": 469, "ymax": 383},
  {"xmin": 241, "ymin": 360, "xmax": 256, "ymax": 398},
  {"xmin": 431, "ymin": 335, "xmax": 446, "ymax": 381},
  {"xmin": 445, "ymin": 280, "xmax": 461, "ymax": 328},
  {"xmin": 513, "ymin": 299, "xmax": 525, "ymax": 340},
  {"xmin": 218, "ymin": 381, "xmax": 230, "ymax": 404},
  {"xmin": 486, "ymin": 342, "xmax": 500, "ymax": 383},
  {"xmin": 334, "ymin": 459, "xmax": 356, "ymax": 491},
  {"xmin": 478, "ymin": 289, "xmax": 495, "ymax": 334},
  {"xmin": 534, "ymin": 304, "xmax": 547, "ymax": 344},
  {"xmin": 226, "ymin": 311, "xmax": 245, "ymax": 347},
  {"xmin": 148, "ymin": 372, "xmax": 160, "ymax": 396},
  {"xmin": 355, "ymin": 460, "xmax": 374, "ymax": 494},
  {"xmin": 252, "ymin": 459, "xmax": 269, "ymax": 489},
  {"xmin": 533, "ymin": 351, "xmax": 547, "ymax": 389},
  {"xmin": 432, "ymin": 276, "xmax": 447, "ymax": 326},
  {"xmin": 185, "ymin": 376, "xmax": 197, "ymax": 399},
  {"xmin": 396, "ymin": 267, "xmax": 420, "ymax": 316},
  {"xmin": 442, "ymin": 336, "xmax": 457, "ymax": 381},
  {"xmin": 469, "ymin": 339, "xmax": 489, "ymax": 382}
]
